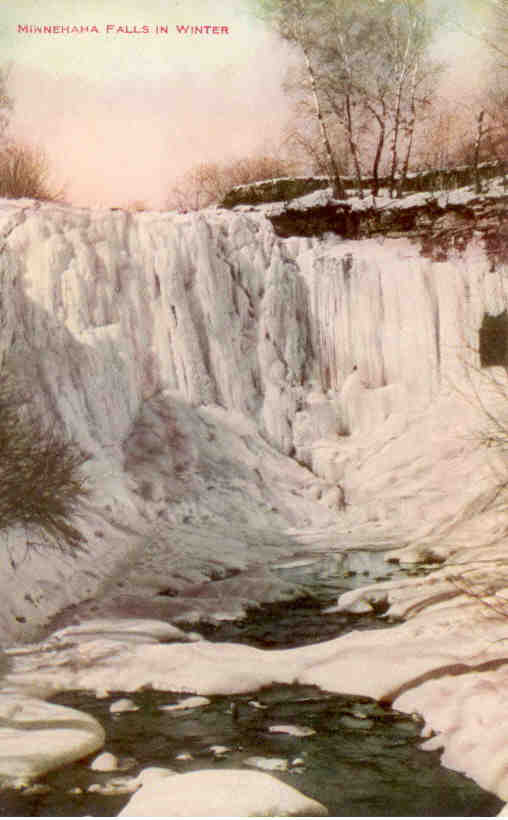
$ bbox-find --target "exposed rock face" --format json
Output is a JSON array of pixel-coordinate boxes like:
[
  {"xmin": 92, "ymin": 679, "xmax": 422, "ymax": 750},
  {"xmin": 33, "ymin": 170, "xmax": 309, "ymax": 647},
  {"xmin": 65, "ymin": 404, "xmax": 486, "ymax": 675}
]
[
  {"xmin": 221, "ymin": 162, "xmax": 504, "ymax": 209},
  {"xmin": 269, "ymin": 190, "xmax": 508, "ymax": 253},
  {"xmin": 221, "ymin": 176, "xmax": 329, "ymax": 208}
]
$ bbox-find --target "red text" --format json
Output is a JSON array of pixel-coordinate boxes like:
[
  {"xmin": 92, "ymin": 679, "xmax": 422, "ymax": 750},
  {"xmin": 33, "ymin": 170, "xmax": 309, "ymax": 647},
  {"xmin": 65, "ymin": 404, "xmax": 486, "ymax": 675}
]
[{"xmin": 175, "ymin": 25, "xmax": 229, "ymax": 34}]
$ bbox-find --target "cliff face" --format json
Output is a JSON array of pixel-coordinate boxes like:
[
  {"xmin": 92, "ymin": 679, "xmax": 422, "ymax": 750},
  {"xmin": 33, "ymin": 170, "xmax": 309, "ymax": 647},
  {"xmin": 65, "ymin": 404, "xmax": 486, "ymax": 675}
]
[
  {"xmin": 0, "ymin": 192, "xmax": 506, "ymax": 641},
  {"xmin": 0, "ymin": 202, "xmax": 314, "ymax": 455}
]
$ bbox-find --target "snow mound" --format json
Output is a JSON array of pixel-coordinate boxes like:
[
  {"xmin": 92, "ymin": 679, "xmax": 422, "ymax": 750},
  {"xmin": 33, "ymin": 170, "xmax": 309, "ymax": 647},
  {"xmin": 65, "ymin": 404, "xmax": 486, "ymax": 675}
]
[
  {"xmin": 0, "ymin": 694, "xmax": 104, "ymax": 785},
  {"xmin": 118, "ymin": 768, "xmax": 328, "ymax": 816}
]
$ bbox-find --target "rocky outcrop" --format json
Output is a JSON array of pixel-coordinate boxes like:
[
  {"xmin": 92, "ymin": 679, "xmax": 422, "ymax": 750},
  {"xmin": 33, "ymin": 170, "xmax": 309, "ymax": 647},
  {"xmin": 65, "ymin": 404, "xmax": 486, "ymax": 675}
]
[
  {"xmin": 269, "ymin": 190, "xmax": 508, "ymax": 264},
  {"xmin": 221, "ymin": 176, "xmax": 329, "ymax": 208},
  {"xmin": 221, "ymin": 162, "xmax": 505, "ymax": 209}
]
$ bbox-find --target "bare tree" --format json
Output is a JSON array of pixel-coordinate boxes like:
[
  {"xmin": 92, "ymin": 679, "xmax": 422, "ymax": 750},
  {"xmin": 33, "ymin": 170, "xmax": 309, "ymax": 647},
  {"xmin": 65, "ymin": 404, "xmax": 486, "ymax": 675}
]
[
  {"xmin": 317, "ymin": 1, "xmax": 373, "ymax": 197},
  {"xmin": 262, "ymin": 0, "xmax": 442, "ymax": 199},
  {"xmin": 364, "ymin": 0, "xmax": 442, "ymax": 197},
  {"xmin": 282, "ymin": 64, "xmax": 352, "ymax": 177},
  {"xmin": 360, "ymin": 58, "xmax": 392, "ymax": 197},
  {"xmin": 483, "ymin": 0, "xmax": 508, "ymax": 68},
  {"xmin": 414, "ymin": 83, "xmax": 506, "ymax": 179},
  {"xmin": 255, "ymin": 0, "xmax": 347, "ymax": 198},
  {"xmin": 415, "ymin": 102, "xmax": 469, "ymax": 171},
  {"xmin": 166, "ymin": 153, "xmax": 297, "ymax": 211},
  {"xmin": 473, "ymin": 109, "xmax": 487, "ymax": 193}
]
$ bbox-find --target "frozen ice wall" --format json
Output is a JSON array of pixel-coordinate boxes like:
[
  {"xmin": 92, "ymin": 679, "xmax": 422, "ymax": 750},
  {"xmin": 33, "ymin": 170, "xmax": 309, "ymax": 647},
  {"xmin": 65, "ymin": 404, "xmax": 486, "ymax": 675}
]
[
  {"xmin": 295, "ymin": 233, "xmax": 508, "ymax": 538},
  {"xmin": 2, "ymin": 198, "xmax": 506, "ymax": 477},
  {"xmin": 3, "ymin": 200, "xmax": 503, "ymax": 448},
  {"xmin": 2, "ymin": 198, "xmax": 506, "ymax": 473},
  {"xmin": 302, "ymin": 236, "xmax": 504, "ymax": 409},
  {"xmin": 0, "ymin": 196, "xmax": 506, "ymax": 638},
  {"xmin": 0, "ymin": 203, "xmax": 315, "ymax": 455}
]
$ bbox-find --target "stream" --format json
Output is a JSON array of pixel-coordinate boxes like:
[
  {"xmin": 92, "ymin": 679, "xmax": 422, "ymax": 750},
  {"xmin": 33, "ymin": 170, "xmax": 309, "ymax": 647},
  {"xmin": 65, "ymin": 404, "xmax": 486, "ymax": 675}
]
[{"xmin": 0, "ymin": 551, "xmax": 503, "ymax": 817}]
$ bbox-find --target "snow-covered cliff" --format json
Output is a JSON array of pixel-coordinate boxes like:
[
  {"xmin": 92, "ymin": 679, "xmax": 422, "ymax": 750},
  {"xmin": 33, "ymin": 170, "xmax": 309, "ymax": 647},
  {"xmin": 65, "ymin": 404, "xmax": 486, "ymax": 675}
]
[
  {"xmin": 0, "ymin": 191, "xmax": 506, "ymax": 642},
  {"xmin": 2, "ymin": 188, "xmax": 508, "ymax": 810}
]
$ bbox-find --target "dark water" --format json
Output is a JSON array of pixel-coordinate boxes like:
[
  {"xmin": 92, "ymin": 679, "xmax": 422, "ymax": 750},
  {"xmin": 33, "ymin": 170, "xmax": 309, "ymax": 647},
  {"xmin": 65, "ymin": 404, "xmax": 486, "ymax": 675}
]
[
  {"xmin": 188, "ymin": 594, "xmax": 391, "ymax": 648},
  {"xmin": 0, "ymin": 684, "xmax": 502, "ymax": 817},
  {"xmin": 0, "ymin": 551, "xmax": 502, "ymax": 816},
  {"xmin": 178, "ymin": 551, "xmax": 428, "ymax": 649}
]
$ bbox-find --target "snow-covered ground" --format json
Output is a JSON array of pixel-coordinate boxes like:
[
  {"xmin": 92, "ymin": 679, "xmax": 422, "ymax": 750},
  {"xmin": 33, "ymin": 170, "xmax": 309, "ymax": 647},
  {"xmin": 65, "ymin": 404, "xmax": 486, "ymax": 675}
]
[
  {"xmin": 229, "ymin": 171, "xmax": 507, "ymax": 215},
  {"xmin": 0, "ymin": 188, "xmax": 507, "ymax": 812}
]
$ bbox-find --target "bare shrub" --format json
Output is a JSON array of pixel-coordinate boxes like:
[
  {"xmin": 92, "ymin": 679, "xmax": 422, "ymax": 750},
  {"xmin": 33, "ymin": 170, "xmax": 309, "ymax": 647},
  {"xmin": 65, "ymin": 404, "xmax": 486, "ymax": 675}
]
[
  {"xmin": 0, "ymin": 374, "xmax": 90, "ymax": 556},
  {"xmin": 0, "ymin": 142, "xmax": 63, "ymax": 201},
  {"xmin": 166, "ymin": 153, "xmax": 298, "ymax": 211}
]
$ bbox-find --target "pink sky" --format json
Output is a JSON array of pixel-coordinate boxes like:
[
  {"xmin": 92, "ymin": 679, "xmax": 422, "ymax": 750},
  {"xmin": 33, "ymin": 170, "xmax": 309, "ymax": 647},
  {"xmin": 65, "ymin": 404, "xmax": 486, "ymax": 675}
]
[
  {"xmin": 3, "ymin": 0, "xmax": 495, "ymax": 209},
  {"xmin": 9, "ymin": 59, "xmax": 291, "ymax": 208}
]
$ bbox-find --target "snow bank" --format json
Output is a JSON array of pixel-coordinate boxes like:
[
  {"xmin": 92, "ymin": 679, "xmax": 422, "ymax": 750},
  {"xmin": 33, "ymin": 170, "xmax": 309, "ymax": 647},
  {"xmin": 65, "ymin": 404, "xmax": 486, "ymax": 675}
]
[
  {"xmin": 6, "ymin": 598, "xmax": 508, "ymax": 804},
  {"xmin": 0, "ymin": 694, "xmax": 104, "ymax": 785},
  {"xmin": 118, "ymin": 768, "xmax": 328, "ymax": 816}
]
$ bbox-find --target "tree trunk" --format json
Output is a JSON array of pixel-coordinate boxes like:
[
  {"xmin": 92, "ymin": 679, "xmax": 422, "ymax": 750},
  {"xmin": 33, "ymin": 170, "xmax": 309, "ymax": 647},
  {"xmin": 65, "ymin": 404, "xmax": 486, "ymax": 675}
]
[
  {"xmin": 397, "ymin": 61, "xmax": 419, "ymax": 197},
  {"xmin": 344, "ymin": 93, "xmax": 364, "ymax": 198},
  {"xmin": 474, "ymin": 109, "xmax": 486, "ymax": 194},
  {"xmin": 302, "ymin": 44, "xmax": 346, "ymax": 199},
  {"xmin": 335, "ymin": 29, "xmax": 363, "ymax": 199},
  {"xmin": 367, "ymin": 102, "xmax": 386, "ymax": 197},
  {"xmin": 389, "ymin": 23, "xmax": 413, "ymax": 197}
]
